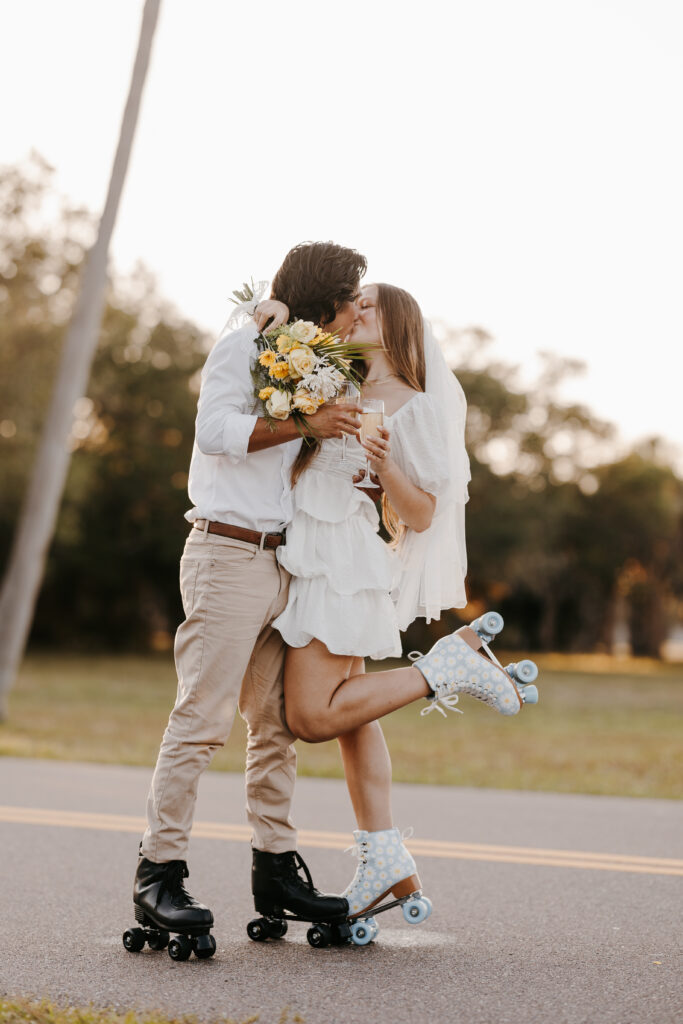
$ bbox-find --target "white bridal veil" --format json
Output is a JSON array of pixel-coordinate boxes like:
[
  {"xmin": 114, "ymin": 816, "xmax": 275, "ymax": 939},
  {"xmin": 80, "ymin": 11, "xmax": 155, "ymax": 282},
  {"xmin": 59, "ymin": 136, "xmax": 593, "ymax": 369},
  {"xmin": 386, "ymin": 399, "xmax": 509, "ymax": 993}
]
[{"xmin": 391, "ymin": 320, "xmax": 471, "ymax": 630}]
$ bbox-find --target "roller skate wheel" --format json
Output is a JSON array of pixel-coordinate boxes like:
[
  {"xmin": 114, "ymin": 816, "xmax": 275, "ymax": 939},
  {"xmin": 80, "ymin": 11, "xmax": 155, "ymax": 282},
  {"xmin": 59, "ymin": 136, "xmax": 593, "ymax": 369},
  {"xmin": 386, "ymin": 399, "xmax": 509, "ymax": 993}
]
[
  {"xmin": 168, "ymin": 934, "xmax": 193, "ymax": 961},
  {"xmin": 350, "ymin": 920, "xmax": 375, "ymax": 946},
  {"xmin": 247, "ymin": 918, "xmax": 269, "ymax": 942},
  {"xmin": 146, "ymin": 929, "xmax": 169, "ymax": 951},
  {"xmin": 516, "ymin": 659, "xmax": 538, "ymax": 683},
  {"xmin": 122, "ymin": 927, "xmax": 146, "ymax": 953},
  {"xmin": 521, "ymin": 683, "xmax": 539, "ymax": 704},
  {"xmin": 474, "ymin": 611, "xmax": 504, "ymax": 638},
  {"xmin": 420, "ymin": 896, "xmax": 433, "ymax": 918},
  {"xmin": 403, "ymin": 898, "xmax": 429, "ymax": 924},
  {"xmin": 307, "ymin": 924, "xmax": 332, "ymax": 948}
]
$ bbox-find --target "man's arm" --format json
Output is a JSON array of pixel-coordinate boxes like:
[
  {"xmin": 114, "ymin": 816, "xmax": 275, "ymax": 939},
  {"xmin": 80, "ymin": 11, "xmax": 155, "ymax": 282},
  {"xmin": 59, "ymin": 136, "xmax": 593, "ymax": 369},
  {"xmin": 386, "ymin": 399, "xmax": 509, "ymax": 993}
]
[
  {"xmin": 195, "ymin": 326, "xmax": 362, "ymax": 458},
  {"xmin": 248, "ymin": 403, "xmax": 362, "ymax": 452}
]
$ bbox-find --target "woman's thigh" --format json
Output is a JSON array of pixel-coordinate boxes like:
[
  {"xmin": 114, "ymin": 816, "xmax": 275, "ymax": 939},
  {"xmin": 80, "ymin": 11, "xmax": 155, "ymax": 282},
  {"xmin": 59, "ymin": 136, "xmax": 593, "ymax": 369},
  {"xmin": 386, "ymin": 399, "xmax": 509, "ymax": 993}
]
[{"xmin": 284, "ymin": 639, "xmax": 361, "ymax": 716}]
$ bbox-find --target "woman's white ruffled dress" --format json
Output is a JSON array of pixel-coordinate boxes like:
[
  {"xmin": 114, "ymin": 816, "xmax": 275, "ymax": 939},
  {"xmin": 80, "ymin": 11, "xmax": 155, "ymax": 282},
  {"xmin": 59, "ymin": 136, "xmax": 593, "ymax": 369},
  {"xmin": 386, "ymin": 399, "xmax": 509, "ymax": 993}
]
[{"xmin": 273, "ymin": 393, "xmax": 458, "ymax": 660}]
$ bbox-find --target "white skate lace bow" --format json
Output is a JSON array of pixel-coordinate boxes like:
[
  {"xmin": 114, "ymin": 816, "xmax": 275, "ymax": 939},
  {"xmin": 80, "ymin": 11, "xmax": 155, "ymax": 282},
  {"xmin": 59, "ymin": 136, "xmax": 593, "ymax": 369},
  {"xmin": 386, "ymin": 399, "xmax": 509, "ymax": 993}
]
[
  {"xmin": 224, "ymin": 280, "xmax": 269, "ymax": 330},
  {"xmin": 344, "ymin": 838, "xmax": 370, "ymax": 862},
  {"xmin": 408, "ymin": 651, "xmax": 465, "ymax": 718}
]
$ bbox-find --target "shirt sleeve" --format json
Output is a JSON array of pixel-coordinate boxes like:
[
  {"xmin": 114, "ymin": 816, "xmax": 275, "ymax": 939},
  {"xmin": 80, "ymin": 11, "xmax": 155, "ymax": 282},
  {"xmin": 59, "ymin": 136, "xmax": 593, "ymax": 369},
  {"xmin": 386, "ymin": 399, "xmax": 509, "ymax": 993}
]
[
  {"xmin": 390, "ymin": 393, "xmax": 450, "ymax": 497},
  {"xmin": 194, "ymin": 325, "xmax": 260, "ymax": 464}
]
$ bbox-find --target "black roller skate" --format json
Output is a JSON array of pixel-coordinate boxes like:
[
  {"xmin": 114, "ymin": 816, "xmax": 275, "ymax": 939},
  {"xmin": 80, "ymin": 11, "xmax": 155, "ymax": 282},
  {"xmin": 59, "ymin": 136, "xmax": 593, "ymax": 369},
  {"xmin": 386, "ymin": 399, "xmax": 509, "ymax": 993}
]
[
  {"xmin": 247, "ymin": 849, "xmax": 351, "ymax": 949},
  {"xmin": 122, "ymin": 856, "xmax": 216, "ymax": 961}
]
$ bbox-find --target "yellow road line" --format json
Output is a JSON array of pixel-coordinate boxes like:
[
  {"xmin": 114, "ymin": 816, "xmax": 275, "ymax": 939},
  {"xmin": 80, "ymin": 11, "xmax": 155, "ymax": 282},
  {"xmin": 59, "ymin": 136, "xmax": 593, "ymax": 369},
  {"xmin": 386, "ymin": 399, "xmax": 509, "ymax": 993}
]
[{"xmin": 1, "ymin": 805, "xmax": 681, "ymax": 877}]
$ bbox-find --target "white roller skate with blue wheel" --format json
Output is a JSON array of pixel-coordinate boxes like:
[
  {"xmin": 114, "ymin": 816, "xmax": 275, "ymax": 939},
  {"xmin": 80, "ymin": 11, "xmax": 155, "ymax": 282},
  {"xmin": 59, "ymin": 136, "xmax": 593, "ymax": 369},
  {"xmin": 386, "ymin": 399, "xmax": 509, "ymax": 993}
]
[
  {"xmin": 410, "ymin": 610, "xmax": 539, "ymax": 717},
  {"xmin": 342, "ymin": 827, "xmax": 432, "ymax": 946}
]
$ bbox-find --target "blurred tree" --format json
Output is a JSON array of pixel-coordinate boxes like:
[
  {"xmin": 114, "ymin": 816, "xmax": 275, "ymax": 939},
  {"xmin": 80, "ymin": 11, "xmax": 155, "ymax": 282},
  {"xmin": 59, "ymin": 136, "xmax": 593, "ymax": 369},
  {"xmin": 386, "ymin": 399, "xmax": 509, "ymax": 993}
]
[
  {"xmin": 1, "ymin": 171, "xmax": 681, "ymax": 666},
  {"xmin": 0, "ymin": 160, "xmax": 207, "ymax": 652},
  {"xmin": 0, "ymin": 0, "xmax": 161, "ymax": 719}
]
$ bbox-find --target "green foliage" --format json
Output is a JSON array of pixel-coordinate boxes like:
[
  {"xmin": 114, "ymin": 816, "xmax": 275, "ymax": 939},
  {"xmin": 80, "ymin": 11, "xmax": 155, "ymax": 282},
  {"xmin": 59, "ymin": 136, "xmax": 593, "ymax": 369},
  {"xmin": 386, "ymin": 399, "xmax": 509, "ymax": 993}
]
[
  {"xmin": 0, "ymin": 156, "xmax": 207, "ymax": 649},
  {"xmin": 0, "ymin": 998, "xmax": 262, "ymax": 1024}
]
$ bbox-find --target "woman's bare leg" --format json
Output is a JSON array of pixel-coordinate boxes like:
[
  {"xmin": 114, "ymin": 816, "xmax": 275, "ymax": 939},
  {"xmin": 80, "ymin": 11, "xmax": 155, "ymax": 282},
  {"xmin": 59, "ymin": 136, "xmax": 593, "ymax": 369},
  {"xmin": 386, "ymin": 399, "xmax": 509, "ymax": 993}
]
[
  {"xmin": 338, "ymin": 718, "xmax": 393, "ymax": 831},
  {"xmin": 284, "ymin": 639, "xmax": 430, "ymax": 743}
]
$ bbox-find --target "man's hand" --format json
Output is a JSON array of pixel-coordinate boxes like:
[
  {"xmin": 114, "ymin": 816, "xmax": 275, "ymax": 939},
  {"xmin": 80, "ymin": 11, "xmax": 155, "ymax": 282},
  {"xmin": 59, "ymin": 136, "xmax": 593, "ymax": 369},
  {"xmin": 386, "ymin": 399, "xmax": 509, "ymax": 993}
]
[
  {"xmin": 303, "ymin": 402, "xmax": 361, "ymax": 440},
  {"xmin": 253, "ymin": 299, "xmax": 289, "ymax": 332}
]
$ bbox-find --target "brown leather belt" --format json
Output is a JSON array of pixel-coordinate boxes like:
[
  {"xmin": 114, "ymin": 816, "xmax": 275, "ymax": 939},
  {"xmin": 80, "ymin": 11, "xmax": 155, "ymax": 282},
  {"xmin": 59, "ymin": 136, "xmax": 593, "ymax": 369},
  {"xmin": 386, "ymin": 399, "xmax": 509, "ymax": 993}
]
[{"xmin": 193, "ymin": 519, "xmax": 285, "ymax": 550}]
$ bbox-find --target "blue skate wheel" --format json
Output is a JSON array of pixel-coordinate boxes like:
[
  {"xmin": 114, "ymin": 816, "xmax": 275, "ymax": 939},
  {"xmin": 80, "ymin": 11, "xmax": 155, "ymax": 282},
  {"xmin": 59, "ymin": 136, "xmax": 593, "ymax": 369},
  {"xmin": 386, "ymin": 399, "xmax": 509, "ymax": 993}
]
[
  {"xmin": 521, "ymin": 683, "xmax": 539, "ymax": 704},
  {"xmin": 402, "ymin": 899, "xmax": 429, "ymax": 924},
  {"xmin": 350, "ymin": 920, "xmax": 375, "ymax": 946},
  {"xmin": 480, "ymin": 611, "xmax": 504, "ymax": 636},
  {"xmin": 515, "ymin": 659, "xmax": 538, "ymax": 683},
  {"xmin": 420, "ymin": 897, "xmax": 433, "ymax": 919}
]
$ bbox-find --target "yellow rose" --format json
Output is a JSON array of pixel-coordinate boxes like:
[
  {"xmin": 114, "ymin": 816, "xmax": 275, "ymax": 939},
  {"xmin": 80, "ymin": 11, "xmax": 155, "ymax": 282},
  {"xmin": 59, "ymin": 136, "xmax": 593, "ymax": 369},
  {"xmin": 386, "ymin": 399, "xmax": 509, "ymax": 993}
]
[
  {"xmin": 266, "ymin": 391, "xmax": 291, "ymax": 420},
  {"xmin": 258, "ymin": 350, "xmax": 276, "ymax": 367},
  {"xmin": 289, "ymin": 320, "xmax": 318, "ymax": 344},
  {"xmin": 292, "ymin": 390, "xmax": 318, "ymax": 416},
  {"xmin": 269, "ymin": 361, "xmax": 291, "ymax": 380},
  {"xmin": 258, "ymin": 386, "xmax": 275, "ymax": 400},
  {"xmin": 288, "ymin": 345, "xmax": 317, "ymax": 376}
]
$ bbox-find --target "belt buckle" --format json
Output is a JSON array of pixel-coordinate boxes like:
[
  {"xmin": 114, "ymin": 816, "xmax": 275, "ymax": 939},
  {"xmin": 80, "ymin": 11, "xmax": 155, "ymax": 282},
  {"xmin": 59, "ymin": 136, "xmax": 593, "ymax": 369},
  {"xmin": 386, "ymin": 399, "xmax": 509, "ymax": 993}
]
[{"xmin": 259, "ymin": 529, "xmax": 285, "ymax": 551}]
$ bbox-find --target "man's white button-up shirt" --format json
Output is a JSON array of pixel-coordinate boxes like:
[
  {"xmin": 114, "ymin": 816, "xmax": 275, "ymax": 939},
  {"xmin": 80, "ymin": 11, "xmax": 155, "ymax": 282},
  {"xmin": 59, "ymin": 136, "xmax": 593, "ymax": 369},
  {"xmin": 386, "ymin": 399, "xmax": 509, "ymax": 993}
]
[{"xmin": 185, "ymin": 324, "xmax": 300, "ymax": 533}]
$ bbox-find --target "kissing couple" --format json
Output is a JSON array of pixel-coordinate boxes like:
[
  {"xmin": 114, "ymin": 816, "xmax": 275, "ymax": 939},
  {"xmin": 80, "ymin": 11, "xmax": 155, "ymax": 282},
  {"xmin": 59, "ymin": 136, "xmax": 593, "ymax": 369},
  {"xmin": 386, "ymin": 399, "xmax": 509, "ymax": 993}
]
[{"xmin": 124, "ymin": 241, "xmax": 539, "ymax": 960}]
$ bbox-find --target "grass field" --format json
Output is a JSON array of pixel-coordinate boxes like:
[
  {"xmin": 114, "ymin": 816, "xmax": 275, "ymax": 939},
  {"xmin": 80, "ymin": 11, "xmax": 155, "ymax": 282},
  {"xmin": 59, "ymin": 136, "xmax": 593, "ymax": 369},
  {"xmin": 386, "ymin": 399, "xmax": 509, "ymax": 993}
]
[
  {"xmin": 0, "ymin": 998, "xmax": 285, "ymax": 1024},
  {"xmin": 1, "ymin": 652, "xmax": 682, "ymax": 799}
]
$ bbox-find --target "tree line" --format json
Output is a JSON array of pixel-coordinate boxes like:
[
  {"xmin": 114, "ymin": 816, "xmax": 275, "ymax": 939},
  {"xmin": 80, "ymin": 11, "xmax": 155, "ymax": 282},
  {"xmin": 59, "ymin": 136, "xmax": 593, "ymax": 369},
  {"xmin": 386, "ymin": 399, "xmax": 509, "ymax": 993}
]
[{"xmin": 1, "ymin": 159, "xmax": 681, "ymax": 658}]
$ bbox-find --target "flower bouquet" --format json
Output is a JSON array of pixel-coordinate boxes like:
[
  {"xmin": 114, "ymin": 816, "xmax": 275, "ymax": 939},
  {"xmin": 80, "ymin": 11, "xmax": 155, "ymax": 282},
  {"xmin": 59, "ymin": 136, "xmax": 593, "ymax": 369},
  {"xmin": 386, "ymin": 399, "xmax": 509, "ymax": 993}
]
[{"xmin": 231, "ymin": 282, "xmax": 368, "ymax": 430}]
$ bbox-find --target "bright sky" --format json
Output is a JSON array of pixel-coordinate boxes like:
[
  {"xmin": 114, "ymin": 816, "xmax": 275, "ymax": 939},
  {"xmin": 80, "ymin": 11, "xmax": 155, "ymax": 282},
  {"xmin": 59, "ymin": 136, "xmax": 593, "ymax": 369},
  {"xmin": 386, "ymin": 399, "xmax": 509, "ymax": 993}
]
[{"xmin": 4, "ymin": 0, "xmax": 682, "ymax": 464}]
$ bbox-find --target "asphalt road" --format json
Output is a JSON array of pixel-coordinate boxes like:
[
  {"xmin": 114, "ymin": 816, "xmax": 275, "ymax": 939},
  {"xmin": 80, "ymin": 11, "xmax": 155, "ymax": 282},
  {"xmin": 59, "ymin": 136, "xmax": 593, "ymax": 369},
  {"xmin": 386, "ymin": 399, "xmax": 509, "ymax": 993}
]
[{"xmin": 1, "ymin": 757, "xmax": 681, "ymax": 1024}]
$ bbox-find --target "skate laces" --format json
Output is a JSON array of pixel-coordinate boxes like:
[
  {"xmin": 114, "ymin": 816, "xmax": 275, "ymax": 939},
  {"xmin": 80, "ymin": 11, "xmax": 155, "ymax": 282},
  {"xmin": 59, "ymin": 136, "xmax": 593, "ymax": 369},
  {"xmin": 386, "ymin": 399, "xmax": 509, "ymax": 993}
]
[
  {"xmin": 284, "ymin": 851, "xmax": 314, "ymax": 890},
  {"xmin": 164, "ymin": 860, "xmax": 191, "ymax": 899},
  {"xmin": 408, "ymin": 652, "xmax": 465, "ymax": 718},
  {"xmin": 421, "ymin": 691, "xmax": 464, "ymax": 717},
  {"xmin": 344, "ymin": 838, "xmax": 370, "ymax": 864}
]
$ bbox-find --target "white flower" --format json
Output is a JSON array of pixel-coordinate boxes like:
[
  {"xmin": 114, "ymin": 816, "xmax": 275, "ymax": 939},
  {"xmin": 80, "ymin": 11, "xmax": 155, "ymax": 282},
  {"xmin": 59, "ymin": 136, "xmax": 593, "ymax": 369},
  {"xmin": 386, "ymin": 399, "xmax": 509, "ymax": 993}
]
[
  {"xmin": 266, "ymin": 390, "xmax": 291, "ymax": 420},
  {"xmin": 298, "ymin": 364, "xmax": 346, "ymax": 403},
  {"xmin": 289, "ymin": 345, "xmax": 317, "ymax": 377},
  {"xmin": 289, "ymin": 320, "xmax": 318, "ymax": 344}
]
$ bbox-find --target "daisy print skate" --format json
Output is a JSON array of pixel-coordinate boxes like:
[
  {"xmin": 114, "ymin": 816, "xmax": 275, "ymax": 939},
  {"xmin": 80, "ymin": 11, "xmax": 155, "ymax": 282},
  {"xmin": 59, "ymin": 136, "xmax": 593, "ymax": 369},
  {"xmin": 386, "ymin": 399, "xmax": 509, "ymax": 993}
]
[
  {"xmin": 411, "ymin": 610, "xmax": 539, "ymax": 717},
  {"xmin": 343, "ymin": 828, "xmax": 432, "ymax": 946}
]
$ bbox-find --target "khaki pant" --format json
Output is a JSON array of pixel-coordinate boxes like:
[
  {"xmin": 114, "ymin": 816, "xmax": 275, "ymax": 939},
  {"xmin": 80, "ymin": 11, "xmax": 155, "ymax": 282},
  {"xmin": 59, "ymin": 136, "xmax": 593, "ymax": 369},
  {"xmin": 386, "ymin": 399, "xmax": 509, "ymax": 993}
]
[{"xmin": 141, "ymin": 527, "xmax": 296, "ymax": 861}]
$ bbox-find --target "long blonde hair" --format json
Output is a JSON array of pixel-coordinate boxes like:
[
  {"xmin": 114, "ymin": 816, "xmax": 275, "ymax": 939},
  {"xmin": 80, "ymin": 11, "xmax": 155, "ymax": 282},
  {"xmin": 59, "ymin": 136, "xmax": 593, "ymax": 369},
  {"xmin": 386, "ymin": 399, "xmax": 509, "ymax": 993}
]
[
  {"xmin": 292, "ymin": 283, "xmax": 426, "ymax": 547},
  {"xmin": 373, "ymin": 284, "xmax": 426, "ymax": 543}
]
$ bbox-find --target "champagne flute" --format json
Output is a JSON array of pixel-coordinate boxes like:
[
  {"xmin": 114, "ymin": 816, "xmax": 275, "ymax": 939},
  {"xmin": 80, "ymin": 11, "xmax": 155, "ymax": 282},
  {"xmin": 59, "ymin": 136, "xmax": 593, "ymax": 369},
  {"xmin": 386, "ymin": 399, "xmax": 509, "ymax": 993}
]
[
  {"xmin": 356, "ymin": 398, "xmax": 384, "ymax": 489},
  {"xmin": 335, "ymin": 381, "xmax": 361, "ymax": 460}
]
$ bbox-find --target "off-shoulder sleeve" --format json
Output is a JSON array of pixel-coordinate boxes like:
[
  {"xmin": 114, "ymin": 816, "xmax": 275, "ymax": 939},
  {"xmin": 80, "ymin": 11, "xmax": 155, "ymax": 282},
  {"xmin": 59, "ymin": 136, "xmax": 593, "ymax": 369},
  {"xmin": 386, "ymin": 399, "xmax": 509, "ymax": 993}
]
[
  {"xmin": 389, "ymin": 393, "xmax": 450, "ymax": 497},
  {"xmin": 389, "ymin": 392, "xmax": 469, "ymax": 630}
]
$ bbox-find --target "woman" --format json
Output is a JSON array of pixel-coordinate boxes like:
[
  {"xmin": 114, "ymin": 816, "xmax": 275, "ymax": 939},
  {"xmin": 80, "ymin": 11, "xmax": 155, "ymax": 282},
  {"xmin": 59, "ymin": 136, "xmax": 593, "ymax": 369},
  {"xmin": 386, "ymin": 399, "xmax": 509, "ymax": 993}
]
[{"xmin": 254, "ymin": 283, "xmax": 536, "ymax": 926}]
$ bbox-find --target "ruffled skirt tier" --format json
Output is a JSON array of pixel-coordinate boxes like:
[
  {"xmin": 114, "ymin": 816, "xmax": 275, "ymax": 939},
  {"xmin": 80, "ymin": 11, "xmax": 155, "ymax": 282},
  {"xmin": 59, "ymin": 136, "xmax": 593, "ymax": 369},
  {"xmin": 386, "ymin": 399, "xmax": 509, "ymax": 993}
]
[{"xmin": 274, "ymin": 462, "xmax": 401, "ymax": 660}]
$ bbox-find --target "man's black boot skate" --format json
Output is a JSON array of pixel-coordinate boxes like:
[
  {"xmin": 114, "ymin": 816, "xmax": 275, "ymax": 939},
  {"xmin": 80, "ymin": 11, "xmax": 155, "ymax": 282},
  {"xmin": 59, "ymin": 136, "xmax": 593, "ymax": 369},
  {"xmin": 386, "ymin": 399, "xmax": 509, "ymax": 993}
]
[
  {"xmin": 247, "ymin": 849, "xmax": 351, "ymax": 949},
  {"xmin": 122, "ymin": 857, "xmax": 216, "ymax": 961}
]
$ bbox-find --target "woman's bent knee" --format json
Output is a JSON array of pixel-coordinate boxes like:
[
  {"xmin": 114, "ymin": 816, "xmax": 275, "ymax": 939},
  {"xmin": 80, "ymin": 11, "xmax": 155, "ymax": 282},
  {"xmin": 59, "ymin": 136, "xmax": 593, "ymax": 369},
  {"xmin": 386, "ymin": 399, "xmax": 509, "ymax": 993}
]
[{"xmin": 285, "ymin": 706, "xmax": 331, "ymax": 744}]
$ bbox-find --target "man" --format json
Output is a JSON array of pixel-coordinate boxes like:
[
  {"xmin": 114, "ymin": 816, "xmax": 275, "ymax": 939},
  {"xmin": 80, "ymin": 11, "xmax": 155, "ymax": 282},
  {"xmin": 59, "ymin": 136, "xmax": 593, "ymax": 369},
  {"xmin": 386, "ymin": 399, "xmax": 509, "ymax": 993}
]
[{"xmin": 131, "ymin": 242, "xmax": 368, "ymax": 954}]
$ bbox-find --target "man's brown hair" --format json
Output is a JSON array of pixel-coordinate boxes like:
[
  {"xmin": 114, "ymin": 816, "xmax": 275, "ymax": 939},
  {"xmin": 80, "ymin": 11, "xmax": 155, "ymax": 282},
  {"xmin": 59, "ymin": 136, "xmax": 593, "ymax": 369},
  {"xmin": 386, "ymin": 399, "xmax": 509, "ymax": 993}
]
[{"xmin": 271, "ymin": 241, "xmax": 367, "ymax": 325}]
